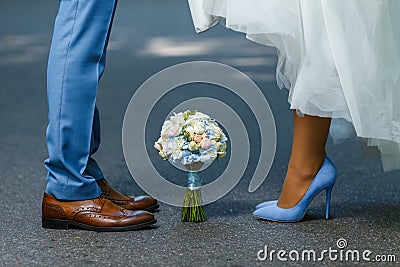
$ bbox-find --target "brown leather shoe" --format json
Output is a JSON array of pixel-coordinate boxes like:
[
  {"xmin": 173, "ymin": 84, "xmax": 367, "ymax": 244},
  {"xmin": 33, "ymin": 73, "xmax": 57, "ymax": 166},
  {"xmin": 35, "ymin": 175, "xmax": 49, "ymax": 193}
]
[
  {"xmin": 42, "ymin": 193, "xmax": 156, "ymax": 231},
  {"xmin": 97, "ymin": 179, "xmax": 159, "ymax": 211}
]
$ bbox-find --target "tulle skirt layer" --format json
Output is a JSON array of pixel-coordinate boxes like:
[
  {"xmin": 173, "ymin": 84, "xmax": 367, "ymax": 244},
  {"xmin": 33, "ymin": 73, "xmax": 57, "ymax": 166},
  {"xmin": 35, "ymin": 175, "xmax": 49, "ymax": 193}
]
[{"xmin": 189, "ymin": 0, "xmax": 400, "ymax": 171}]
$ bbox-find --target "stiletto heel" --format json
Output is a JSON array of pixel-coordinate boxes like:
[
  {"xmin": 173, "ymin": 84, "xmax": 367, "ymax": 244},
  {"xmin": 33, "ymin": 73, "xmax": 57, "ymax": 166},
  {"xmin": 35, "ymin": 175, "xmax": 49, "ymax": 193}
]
[
  {"xmin": 253, "ymin": 156, "xmax": 338, "ymax": 222},
  {"xmin": 325, "ymin": 186, "xmax": 333, "ymax": 219}
]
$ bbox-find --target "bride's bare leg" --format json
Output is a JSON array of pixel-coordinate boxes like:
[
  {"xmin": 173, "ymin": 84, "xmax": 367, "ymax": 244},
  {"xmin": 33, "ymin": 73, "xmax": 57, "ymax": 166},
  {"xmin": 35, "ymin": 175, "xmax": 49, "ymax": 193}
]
[{"xmin": 277, "ymin": 110, "xmax": 331, "ymax": 208}]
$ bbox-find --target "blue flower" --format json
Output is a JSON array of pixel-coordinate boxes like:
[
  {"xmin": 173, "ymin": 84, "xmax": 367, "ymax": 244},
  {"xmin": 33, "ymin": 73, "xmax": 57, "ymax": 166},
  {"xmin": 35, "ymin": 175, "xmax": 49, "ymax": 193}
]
[
  {"xmin": 189, "ymin": 153, "xmax": 201, "ymax": 162},
  {"xmin": 220, "ymin": 134, "xmax": 228, "ymax": 143},
  {"xmin": 182, "ymin": 150, "xmax": 191, "ymax": 158},
  {"xmin": 205, "ymin": 129, "xmax": 216, "ymax": 140}
]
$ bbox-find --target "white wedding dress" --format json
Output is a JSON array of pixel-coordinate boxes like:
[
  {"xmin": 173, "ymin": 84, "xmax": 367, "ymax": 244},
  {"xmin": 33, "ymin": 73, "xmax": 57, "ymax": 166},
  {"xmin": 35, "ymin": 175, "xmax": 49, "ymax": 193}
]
[{"xmin": 188, "ymin": 0, "xmax": 400, "ymax": 171}]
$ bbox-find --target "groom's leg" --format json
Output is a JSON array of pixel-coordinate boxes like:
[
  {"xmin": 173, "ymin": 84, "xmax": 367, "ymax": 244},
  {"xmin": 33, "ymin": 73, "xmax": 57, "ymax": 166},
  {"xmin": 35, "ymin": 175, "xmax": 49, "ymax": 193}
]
[
  {"xmin": 84, "ymin": 1, "xmax": 116, "ymax": 182},
  {"xmin": 44, "ymin": 0, "xmax": 118, "ymax": 200},
  {"xmin": 84, "ymin": 105, "xmax": 159, "ymax": 211},
  {"xmin": 84, "ymin": 106, "xmax": 105, "ymax": 181},
  {"xmin": 84, "ymin": 6, "xmax": 115, "ymax": 181}
]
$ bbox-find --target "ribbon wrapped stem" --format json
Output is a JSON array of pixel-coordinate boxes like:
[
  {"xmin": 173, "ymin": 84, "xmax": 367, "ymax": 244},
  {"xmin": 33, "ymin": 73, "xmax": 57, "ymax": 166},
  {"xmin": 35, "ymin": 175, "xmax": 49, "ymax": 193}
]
[{"xmin": 181, "ymin": 163, "xmax": 206, "ymax": 222}]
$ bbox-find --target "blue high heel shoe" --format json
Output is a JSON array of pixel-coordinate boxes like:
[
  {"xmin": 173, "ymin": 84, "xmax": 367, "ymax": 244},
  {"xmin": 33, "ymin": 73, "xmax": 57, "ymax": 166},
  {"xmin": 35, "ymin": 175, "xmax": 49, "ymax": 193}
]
[
  {"xmin": 255, "ymin": 200, "xmax": 277, "ymax": 210},
  {"xmin": 253, "ymin": 156, "xmax": 337, "ymax": 222}
]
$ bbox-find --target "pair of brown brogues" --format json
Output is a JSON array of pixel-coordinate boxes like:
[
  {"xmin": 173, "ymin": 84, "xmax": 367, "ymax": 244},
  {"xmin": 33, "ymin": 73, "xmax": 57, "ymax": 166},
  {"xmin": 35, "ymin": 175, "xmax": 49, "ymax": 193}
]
[{"xmin": 42, "ymin": 179, "xmax": 159, "ymax": 232}]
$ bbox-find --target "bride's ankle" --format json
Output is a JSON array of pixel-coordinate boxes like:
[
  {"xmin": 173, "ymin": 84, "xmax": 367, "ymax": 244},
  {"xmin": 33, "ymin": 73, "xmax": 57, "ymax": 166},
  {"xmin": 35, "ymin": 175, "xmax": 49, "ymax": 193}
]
[{"xmin": 287, "ymin": 156, "xmax": 325, "ymax": 181}]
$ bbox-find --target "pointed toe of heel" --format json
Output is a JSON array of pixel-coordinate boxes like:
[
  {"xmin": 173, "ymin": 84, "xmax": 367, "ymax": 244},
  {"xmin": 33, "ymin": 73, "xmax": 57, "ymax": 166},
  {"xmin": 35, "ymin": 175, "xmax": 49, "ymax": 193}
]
[
  {"xmin": 253, "ymin": 156, "xmax": 337, "ymax": 222},
  {"xmin": 255, "ymin": 200, "xmax": 278, "ymax": 210}
]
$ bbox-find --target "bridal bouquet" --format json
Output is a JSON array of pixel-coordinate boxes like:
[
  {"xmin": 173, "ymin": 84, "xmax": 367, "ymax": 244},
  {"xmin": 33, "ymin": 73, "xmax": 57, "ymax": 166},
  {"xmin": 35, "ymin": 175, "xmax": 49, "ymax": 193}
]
[{"xmin": 154, "ymin": 110, "xmax": 228, "ymax": 222}]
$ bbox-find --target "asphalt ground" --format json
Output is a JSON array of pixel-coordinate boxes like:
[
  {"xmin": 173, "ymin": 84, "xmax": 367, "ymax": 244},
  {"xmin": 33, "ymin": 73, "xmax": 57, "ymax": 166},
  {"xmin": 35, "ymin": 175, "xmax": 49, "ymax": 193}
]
[{"xmin": 0, "ymin": 1, "xmax": 399, "ymax": 266}]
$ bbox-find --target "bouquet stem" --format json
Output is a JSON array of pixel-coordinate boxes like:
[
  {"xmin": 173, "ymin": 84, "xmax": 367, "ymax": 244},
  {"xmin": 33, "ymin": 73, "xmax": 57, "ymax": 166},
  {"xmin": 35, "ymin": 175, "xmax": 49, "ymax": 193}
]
[
  {"xmin": 181, "ymin": 163, "xmax": 206, "ymax": 222},
  {"xmin": 181, "ymin": 188, "xmax": 206, "ymax": 222}
]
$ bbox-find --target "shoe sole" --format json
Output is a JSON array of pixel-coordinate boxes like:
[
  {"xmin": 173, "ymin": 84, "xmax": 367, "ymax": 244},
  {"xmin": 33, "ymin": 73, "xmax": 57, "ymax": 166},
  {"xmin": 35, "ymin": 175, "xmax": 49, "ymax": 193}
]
[
  {"xmin": 255, "ymin": 214, "xmax": 331, "ymax": 223},
  {"xmin": 143, "ymin": 203, "xmax": 160, "ymax": 212},
  {"xmin": 255, "ymin": 215, "xmax": 304, "ymax": 223},
  {"xmin": 42, "ymin": 217, "xmax": 157, "ymax": 232}
]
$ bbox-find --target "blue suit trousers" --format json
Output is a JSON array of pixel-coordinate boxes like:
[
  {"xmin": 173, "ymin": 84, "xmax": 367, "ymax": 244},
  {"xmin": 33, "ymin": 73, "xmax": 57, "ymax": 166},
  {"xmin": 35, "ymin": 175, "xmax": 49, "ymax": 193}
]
[{"xmin": 44, "ymin": 0, "xmax": 118, "ymax": 200}]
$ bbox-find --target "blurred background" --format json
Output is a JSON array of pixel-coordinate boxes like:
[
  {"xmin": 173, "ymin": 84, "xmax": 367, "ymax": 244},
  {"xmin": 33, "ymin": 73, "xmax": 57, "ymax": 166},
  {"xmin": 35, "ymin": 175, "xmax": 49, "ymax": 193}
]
[{"xmin": 0, "ymin": 1, "xmax": 399, "ymax": 266}]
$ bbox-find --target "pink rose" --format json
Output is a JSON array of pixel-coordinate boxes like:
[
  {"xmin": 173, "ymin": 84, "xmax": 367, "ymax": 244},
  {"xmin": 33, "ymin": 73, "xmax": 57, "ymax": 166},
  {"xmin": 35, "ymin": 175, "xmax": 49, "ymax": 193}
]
[
  {"xmin": 154, "ymin": 142, "xmax": 161, "ymax": 151},
  {"xmin": 168, "ymin": 124, "xmax": 182, "ymax": 137},
  {"xmin": 193, "ymin": 134, "xmax": 203, "ymax": 143},
  {"xmin": 200, "ymin": 139, "xmax": 211, "ymax": 150}
]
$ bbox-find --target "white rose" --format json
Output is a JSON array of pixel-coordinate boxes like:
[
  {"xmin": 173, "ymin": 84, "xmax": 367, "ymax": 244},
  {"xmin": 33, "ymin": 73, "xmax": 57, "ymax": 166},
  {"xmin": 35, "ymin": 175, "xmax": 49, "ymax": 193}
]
[
  {"xmin": 161, "ymin": 120, "xmax": 172, "ymax": 139},
  {"xmin": 163, "ymin": 140, "xmax": 175, "ymax": 155},
  {"xmin": 209, "ymin": 123, "xmax": 222, "ymax": 140},
  {"xmin": 168, "ymin": 123, "xmax": 182, "ymax": 137},
  {"xmin": 187, "ymin": 112, "xmax": 210, "ymax": 122},
  {"xmin": 170, "ymin": 113, "xmax": 185, "ymax": 125},
  {"xmin": 185, "ymin": 126, "xmax": 195, "ymax": 137},
  {"xmin": 190, "ymin": 121, "xmax": 205, "ymax": 134}
]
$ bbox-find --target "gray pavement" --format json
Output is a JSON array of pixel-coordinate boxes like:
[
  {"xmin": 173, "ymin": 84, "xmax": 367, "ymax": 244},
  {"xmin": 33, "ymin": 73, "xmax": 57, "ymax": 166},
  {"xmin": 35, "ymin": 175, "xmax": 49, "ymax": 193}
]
[{"xmin": 0, "ymin": 1, "xmax": 399, "ymax": 266}]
